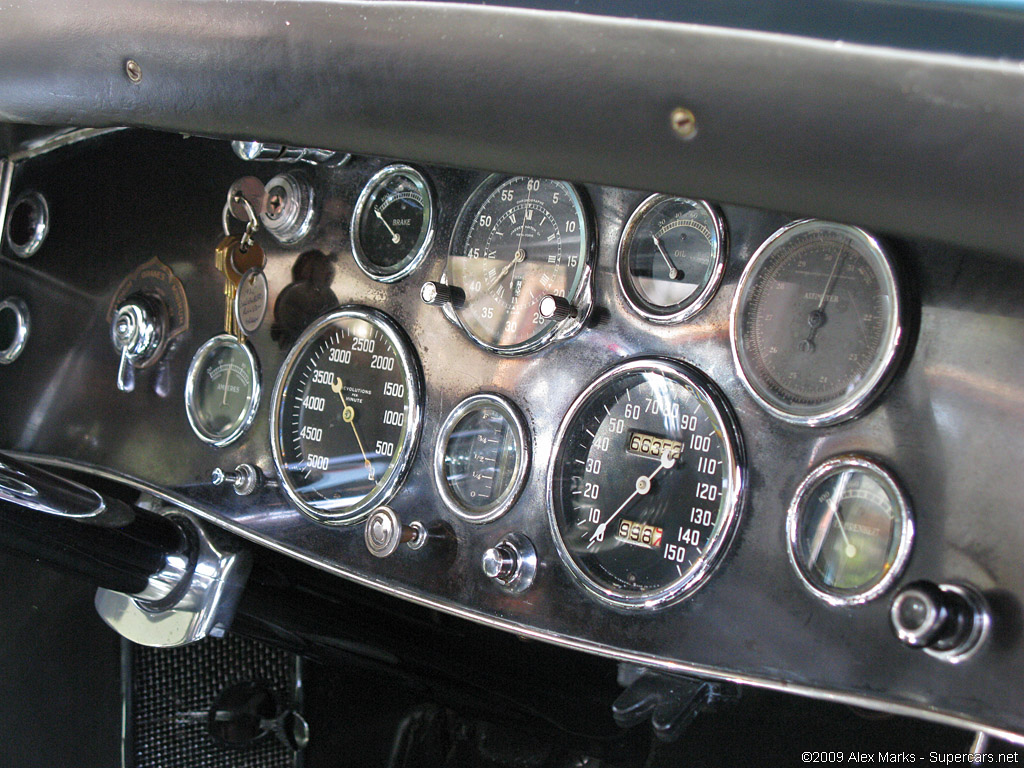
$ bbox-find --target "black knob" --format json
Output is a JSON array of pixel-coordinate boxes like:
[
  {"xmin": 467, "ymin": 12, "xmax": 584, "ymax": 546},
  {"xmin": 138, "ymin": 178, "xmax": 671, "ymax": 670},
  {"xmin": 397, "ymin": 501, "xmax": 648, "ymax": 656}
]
[{"xmin": 890, "ymin": 580, "xmax": 986, "ymax": 656}]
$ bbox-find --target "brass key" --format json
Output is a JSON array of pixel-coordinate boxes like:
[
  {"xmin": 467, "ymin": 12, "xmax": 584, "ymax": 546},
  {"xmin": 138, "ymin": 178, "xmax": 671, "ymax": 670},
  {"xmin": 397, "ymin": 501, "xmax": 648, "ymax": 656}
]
[{"xmin": 216, "ymin": 235, "xmax": 266, "ymax": 338}]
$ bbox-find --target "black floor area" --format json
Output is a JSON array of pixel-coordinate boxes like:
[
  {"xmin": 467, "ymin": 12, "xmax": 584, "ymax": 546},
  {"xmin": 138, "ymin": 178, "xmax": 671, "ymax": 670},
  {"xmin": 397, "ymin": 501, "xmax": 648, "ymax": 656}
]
[{"xmin": 0, "ymin": 551, "xmax": 122, "ymax": 768}]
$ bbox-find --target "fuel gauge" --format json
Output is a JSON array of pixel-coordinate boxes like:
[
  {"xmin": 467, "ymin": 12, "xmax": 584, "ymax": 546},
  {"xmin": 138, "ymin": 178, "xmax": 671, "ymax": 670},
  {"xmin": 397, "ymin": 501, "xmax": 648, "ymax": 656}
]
[
  {"xmin": 185, "ymin": 334, "xmax": 261, "ymax": 447},
  {"xmin": 616, "ymin": 195, "xmax": 726, "ymax": 323},
  {"xmin": 435, "ymin": 394, "xmax": 529, "ymax": 523}
]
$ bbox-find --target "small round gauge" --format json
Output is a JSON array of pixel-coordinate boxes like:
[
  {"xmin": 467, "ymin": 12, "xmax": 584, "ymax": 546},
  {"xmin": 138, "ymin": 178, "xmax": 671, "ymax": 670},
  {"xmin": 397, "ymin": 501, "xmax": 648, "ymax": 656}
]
[
  {"xmin": 548, "ymin": 358, "xmax": 744, "ymax": 609},
  {"xmin": 185, "ymin": 334, "xmax": 261, "ymax": 447},
  {"xmin": 616, "ymin": 195, "xmax": 727, "ymax": 323},
  {"xmin": 731, "ymin": 220, "xmax": 904, "ymax": 426},
  {"xmin": 270, "ymin": 307, "xmax": 423, "ymax": 525},
  {"xmin": 351, "ymin": 165, "xmax": 435, "ymax": 282},
  {"xmin": 444, "ymin": 175, "xmax": 592, "ymax": 355},
  {"xmin": 787, "ymin": 455, "xmax": 913, "ymax": 605},
  {"xmin": 434, "ymin": 393, "xmax": 529, "ymax": 523}
]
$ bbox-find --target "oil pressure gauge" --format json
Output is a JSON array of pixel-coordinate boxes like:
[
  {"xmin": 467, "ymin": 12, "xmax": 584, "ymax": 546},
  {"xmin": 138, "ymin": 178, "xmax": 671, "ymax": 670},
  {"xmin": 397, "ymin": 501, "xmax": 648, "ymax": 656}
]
[
  {"xmin": 185, "ymin": 334, "xmax": 261, "ymax": 447},
  {"xmin": 617, "ymin": 195, "xmax": 727, "ymax": 323}
]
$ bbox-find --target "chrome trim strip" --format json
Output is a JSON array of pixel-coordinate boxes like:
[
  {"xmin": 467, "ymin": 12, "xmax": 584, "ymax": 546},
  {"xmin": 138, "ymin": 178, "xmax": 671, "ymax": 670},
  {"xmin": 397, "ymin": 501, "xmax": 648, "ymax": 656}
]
[
  {"xmin": 0, "ymin": 159, "xmax": 11, "ymax": 251},
  {"xmin": 12, "ymin": 451, "xmax": 1024, "ymax": 747},
  {"xmin": 268, "ymin": 306, "xmax": 424, "ymax": 525},
  {"xmin": 8, "ymin": 127, "xmax": 126, "ymax": 162},
  {"xmin": 786, "ymin": 454, "xmax": 914, "ymax": 607},
  {"xmin": 615, "ymin": 195, "xmax": 728, "ymax": 325},
  {"xmin": 545, "ymin": 357, "xmax": 745, "ymax": 611},
  {"xmin": 350, "ymin": 164, "xmax": 436, "ymax": 284},
  {"xmin": 433, "ymin": 392, "xmax": 530, "ymax": 524}
]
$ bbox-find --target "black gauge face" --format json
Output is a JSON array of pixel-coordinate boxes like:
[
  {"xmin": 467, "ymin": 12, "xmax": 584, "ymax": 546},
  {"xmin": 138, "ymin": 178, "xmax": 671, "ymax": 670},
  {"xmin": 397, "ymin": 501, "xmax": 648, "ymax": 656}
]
[
  {"xmin": 618, "ymin": 195, "xmax": 726, "ymax": 322},
  {"xmin": 352, "ymin": 165, "xmax": 434, "ymax": 281},
  {"xmin": 788, "ymin": 456, "xmax": 912, "ymax": 605},
  {"xmin": 446, "ymin": 175, "xmax": 590, "ymax": 352},
  {"xmin": 271, "ymin": 308, "xmax": 422, "ymax": 524},
  {"xmin": 185, "ymin": 334, "xmax": 260, "ymax": 447},
  {"xmin": 732, "ymin": 220, "xmax": 902, "ymax": 425},
  {"xmin": 549, "ymin": 359, "xmax": 743, "ymax": 609},
  {"xmin": 436, "ymin": 394, "xmax": 528, "ymax": 522}
]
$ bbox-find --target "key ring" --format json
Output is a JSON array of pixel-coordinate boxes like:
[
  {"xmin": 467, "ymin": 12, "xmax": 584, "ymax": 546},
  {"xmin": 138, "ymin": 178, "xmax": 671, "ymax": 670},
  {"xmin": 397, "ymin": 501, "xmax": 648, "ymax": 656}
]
[{"xmin": 222, "ymin": 192, "xmax": 261, "ymax": 253}]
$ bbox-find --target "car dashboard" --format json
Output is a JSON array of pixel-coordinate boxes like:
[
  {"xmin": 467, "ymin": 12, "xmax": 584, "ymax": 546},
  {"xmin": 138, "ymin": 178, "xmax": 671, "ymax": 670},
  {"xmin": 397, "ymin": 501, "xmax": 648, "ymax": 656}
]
[{"xmin": 2, "ymin": 0, "xmax": 1024, "ymax": 756}]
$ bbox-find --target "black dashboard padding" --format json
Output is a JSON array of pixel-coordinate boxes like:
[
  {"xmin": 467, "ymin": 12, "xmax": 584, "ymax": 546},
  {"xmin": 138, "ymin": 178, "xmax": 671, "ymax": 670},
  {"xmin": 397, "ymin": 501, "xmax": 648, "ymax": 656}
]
[{"xmin": 0, "ymin": 0, "xmax": 1022, "ymax": 255}]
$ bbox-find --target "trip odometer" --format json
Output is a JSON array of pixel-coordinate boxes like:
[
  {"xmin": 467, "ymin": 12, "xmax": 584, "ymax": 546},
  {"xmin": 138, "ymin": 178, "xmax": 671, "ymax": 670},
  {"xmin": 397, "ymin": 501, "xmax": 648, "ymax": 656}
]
[
  {"xmin": 270, "ymin": 307, "xmax": 423, "ymax": 525},
  {"xmin": 548, "ymin": 358, "xmax": 744, "ymax": 610}
]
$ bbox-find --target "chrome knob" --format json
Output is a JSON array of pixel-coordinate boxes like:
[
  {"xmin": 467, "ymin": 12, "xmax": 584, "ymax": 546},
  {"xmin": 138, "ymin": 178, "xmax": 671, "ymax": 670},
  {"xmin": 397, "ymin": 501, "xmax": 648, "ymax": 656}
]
[
  {"xmin": 890, "ymin": 581, "xmax": 990, "ymax": 662},
  {"xmin": 364, "ymin": 506, "xmax": 426, "ymax": 558},
  {"xmin": 420, "ymin": 281, "xmax": 465, "ymax": 308},
  {"xmin": 111, "ymin": 295, "xmax": 165, "ymax": 392},
  {"xmin": 481, "ymin": 533, "xmax": 536, "ymax": 593},
  {"xmin": 539, "ymin": 294, "xmax": 578, "ymax": 321},
  {"xmin": 211, "ymin": 464, "xmax": 272, "ymax": 496}
]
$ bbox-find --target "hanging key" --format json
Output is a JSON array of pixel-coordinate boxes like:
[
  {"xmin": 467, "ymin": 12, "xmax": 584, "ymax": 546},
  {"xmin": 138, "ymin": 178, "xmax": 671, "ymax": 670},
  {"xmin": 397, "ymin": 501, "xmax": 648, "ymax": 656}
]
[{"xmin": 216, "ymin": 235, "xmax": 265, "ymax": 339}]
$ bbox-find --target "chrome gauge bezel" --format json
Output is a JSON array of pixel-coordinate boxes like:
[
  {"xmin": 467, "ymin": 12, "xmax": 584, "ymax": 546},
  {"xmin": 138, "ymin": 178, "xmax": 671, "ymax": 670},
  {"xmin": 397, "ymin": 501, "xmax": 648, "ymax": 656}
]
[
  {"xmin": 351, "ymin": 164, "xmax": 435, "ymax": 284},
  {"xmin": 547, "ymin": 357, "xmax": 745, "ymax": 611},
  {"xmin": 616, "ymin": 194, "xmax": 728, "ymax": 325},
  {"xmin": 730, "ymin": 219, "xmax": 905, "ymax": 427},
  {"xmin": 441, "ymin": 174, "xmax": 594, "ymax": 356},
  {"xmin": 269, "ymin": 306, "xmax": 424, "ymax": 525},
  {"xmin": 786, "ymin": 454, "xmax": 914, "ymax": 606},
  {"xmin": 433, "ymin": 393, "xmax": 530, "ymax": 524},
  {"xmin": 184, "ymin": 333, "xmax": 262, "ymax": 448}
]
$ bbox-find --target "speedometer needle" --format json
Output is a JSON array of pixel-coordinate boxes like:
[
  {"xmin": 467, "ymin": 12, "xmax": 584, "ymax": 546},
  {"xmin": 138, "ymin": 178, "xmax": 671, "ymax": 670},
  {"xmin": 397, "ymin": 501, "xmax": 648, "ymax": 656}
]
[
  {"xmin": 587, "ymin": 449, "xmax": 677, "ymax": 548},
  {"xmin": 374, "ymin": 206, "xmax": 401, "ymax": 244},
  {"xmin": 331, "ymin": 377, "xmax": 375, "ymax": 482}
]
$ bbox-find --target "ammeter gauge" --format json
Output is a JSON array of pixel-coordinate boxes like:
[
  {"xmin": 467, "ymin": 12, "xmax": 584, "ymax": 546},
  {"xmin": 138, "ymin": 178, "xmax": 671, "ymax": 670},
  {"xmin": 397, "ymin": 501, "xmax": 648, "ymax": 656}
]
[{"xmin": 185, "ymin": 334, "xmax": 261, "ymax": 447}]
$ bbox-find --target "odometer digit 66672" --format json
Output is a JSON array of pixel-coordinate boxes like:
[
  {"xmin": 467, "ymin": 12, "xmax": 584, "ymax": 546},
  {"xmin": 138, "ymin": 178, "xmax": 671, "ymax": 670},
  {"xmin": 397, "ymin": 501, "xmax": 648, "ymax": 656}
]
[
  {"xmin": 270, "ymin": 306, "xmax": 423, "ymax": 525},
  {"xmin": 548, "ymin": 358, "xmax": 744, "ymax": 609}
]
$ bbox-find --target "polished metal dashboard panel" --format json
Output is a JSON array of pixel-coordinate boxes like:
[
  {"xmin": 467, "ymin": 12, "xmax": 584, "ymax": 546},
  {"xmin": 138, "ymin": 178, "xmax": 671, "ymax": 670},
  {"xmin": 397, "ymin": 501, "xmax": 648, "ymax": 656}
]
[{"xmin": 2, "ymin": 131, "xmax": 1024, "ymax": 741}]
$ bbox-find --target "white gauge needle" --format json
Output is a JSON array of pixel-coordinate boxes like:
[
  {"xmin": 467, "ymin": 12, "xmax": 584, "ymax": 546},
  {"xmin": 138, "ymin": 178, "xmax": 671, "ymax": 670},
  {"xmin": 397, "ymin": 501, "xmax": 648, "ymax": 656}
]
[
  {"xmin": 588, "ymin": 449, "xmax": 676, "ymax": 548},
  {"xmin": 331, "ymin": 377, "xmax": 375, "ymax": 482},
  {"xmin": 487, "ymin": 248, "xmax": 526, "ymax": 293},
  {"xmin": 221, "ymin": 361, "xmax": 232, "ymax": 407},
  {"xmin": 801, "ymin": 244, "xmax": 848, "ymax": 352},
  {"xmin": 374, "ymin": 206, "xmax": 401, "ymax": 244},
  {"xmin": 652, "ymin": 234, "xmax": 680, "ymax": 280}
]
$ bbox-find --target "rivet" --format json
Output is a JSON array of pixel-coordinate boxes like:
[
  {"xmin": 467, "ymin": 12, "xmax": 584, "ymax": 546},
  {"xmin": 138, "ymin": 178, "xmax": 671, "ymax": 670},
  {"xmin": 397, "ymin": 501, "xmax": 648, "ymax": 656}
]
[
  {"xmin": 125, "ymin": 59, "xmax": 142, "ymax": 84},
  {"xmin": 670, "ymin": 107, "xmax": 697, "ymax": 140}
]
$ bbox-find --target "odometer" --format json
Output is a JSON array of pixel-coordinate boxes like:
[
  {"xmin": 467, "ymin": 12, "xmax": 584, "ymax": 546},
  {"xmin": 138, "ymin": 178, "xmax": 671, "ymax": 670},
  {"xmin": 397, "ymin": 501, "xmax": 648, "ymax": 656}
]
[
  {"xmin": 548, "ymin": 358, "xmax": 744, "ymax": 609},
  {"xmin": 270, "ymin": 307, "xmax": 423, "ymax": 525}
]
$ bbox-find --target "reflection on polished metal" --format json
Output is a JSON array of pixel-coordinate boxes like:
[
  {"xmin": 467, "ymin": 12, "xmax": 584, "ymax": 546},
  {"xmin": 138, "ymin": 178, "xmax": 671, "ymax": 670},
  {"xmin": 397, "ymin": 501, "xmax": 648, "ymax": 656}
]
[
  {"xmin": 889, "ymin": 581, "xmax": 990, "ymax": 664},
  {"xmin": 231, "ymin": 140, "xmax": 349, "ymax": 166},
  {"xmin": 4, "ymin": 190, "xmax": 49, "ymax": 258},
  {"xmin": 364, "ymin": 506, "xmax": 427, "ymax": 558},
  {"xmin": 261, "ymin": 172, "xmax": 316, "ymax": 244},
  {"xmin": 0, "ymin": 296, "xmax": 30, "ymax": 364},
  {"xmin": 481, "ymin": 532, "xmax": 536, "ymax": 593},
  {"xmin": 95, "ymin": 499, "xmax": 251, "ymax": 648},
  {"xmin": 0, "ymin": 451, "xmax": 106, "ymax": 518},
  {"xmin": 111, "ymin": 294, "xmax": 166, "ymax": 392}
]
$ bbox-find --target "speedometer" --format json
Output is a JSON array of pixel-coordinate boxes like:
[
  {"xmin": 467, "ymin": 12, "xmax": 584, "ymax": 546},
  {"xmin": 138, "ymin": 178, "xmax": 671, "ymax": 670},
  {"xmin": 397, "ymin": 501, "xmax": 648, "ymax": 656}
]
[
  {"xmin": 270, "ymin": 306, "xmax": 423, "ymax": 525},
  {"xmin": 442, "ymin": 175, "xmax": 592, "ymax": 355},
  {"xmin": 548, "ymin": 358, "xmax": 744, "ymax": 609}
]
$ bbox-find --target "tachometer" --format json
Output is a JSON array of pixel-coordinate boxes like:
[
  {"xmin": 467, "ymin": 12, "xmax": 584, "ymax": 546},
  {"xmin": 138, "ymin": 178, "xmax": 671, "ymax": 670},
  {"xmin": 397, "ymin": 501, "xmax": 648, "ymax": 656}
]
[
  {"xmin": 270, "ymin": 307, "xmax": 423, "ymax": 525},
  {"xmin": 548, "ymin": 358, "xmax": 744, "ymax": 609},
  {"xmin": 730, "ymin": 219, "xmax": 905, "ymax": 426},
  {"xmin": 441, "ymin": 175, "xmax": 592, "ymax": 355}
]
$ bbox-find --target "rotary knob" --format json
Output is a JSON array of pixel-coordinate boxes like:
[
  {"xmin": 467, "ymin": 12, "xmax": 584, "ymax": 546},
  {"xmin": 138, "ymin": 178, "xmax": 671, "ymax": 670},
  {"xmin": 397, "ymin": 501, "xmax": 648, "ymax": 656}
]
[
  {"xmin": 111, "ymin": 294, "xmax": 166, "ymax": 392},
  {"xmin": 364, "ymin": 506, "xmax": 426, "ymax": 558},
  {"xmin": 539, "ymin": 294, "xmax": 578, "ymax": 321},
  {"xmin": 481, "ymin": 533, "xmax": 536, "ymax": 593},
  {"xmin": 420, "ymin": 281, "xmax": 465, "ymax": 308},
  {"xmin": 889, "ymin": 581, "xmax": 990, "ymax": 662}
]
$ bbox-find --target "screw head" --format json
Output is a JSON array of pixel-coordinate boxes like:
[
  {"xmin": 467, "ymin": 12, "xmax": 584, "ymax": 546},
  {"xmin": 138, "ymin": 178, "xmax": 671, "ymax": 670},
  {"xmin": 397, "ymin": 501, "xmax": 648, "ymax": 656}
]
[
  {"xmin": 125, "ymin": 59, "xmax": 142, "ymax": 83},
  {"xmin": 670, "ymin": 106, "xmax": 697, "ymax": 140}
]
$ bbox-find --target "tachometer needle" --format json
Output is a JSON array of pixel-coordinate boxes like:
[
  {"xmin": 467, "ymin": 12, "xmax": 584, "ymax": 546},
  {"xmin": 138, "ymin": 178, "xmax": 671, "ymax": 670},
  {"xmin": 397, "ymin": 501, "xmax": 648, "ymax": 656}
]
[
  {"xmin": 652, "ymin": 234, "xmax": 680, "ymax": 280},
  {"xmin": 331, "ymin": 377, "xmax": 376, "ymax": 482},
  {"xmin": 588, "ymin": 449, "xmax": 677, "ymax": 548},
  {"xmin": 374, "ymin": 206, "xmax": 401, "ymax": 244}
]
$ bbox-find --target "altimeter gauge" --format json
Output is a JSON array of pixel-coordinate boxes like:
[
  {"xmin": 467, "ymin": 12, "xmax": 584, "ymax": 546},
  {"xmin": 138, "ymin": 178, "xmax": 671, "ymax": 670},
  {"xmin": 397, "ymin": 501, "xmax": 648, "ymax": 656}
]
[
  {"xmin": 730, "ymin": 219, "xmax": 905, "ymax": 426},
  {"xmin": 433, "ymin": 175, "xmax": 592, "ymax": 355}
]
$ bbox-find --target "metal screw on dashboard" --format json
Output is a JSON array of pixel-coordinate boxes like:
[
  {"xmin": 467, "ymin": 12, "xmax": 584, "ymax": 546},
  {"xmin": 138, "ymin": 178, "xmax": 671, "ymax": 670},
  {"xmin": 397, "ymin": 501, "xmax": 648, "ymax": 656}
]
[
  {"xmin": 125, "ymin": 59, "xmax": 142, "ymax": 84},
  {"xmin": 670, "ymin": 107, "xmax": 697, "ymax": 140}
]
